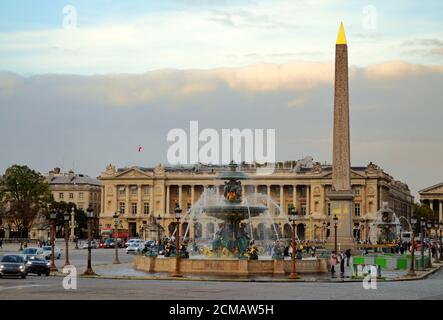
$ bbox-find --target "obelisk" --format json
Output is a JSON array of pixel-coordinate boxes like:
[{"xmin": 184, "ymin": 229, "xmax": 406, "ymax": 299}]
[{"xmin": 328, "ymin": 22, "xmax": 355, "ymax": 249}]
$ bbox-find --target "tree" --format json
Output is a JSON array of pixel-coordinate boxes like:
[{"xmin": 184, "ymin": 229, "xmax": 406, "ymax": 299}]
[
  {"xmin": 0, "ymin": 165, "xmax": 53, "ymax": 238},
  {"xmin": 413, "ymin": 203, "xmax": 434, "ymax": 233},
  {"xmin": 47, "ymin": 201, "xmax": 87, "ymax": 237}
]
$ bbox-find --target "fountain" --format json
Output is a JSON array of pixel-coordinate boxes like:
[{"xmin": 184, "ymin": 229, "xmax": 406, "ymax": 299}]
[
  {"xmin": 133, "ymin": 162, "xmax": 329, "ymax": 277},
  {"xmin": 203, "ymin": 161, "xmax": 267, "ymax": 257},
  {"xmin": 369, "ymin": 202, "xmax": 401, "ymax": 244}
]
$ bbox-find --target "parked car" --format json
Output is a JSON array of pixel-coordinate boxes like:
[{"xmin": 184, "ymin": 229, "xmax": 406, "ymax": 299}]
[
  {"xmin": 144, "ymin": 240, "xmax": 156, "ymax": 247},
  {"xmin": 23, "ymin": 255, "xmax": 50, "ymax": 276},
  {"xmin": 103, "ymin": 238, "xmax": 123, "ymax": 248},
  {"xmin": 126, "ymin": 242, "xmax": 144, "ymax": 254},
  {"xmin": 124, "ymin": 238, "xmax": 141, "ymax": 248},
  {"xmin": 41, "ymin": 246, "xmax": 61, "ymax": 260},
  {"xmin": 81, "ymin": 240, "xmax": 98, "ymax": 249},
  {"xmin": 147, "ymin": 244, "xmax": 165, "ymax": 256},
  {"xmin": 0, "ymin": 255, "xmax": 27, "ymax": 278},
  {"xmin": 22, "ymin": 247, "xmax": 44, "ymax": 256}
]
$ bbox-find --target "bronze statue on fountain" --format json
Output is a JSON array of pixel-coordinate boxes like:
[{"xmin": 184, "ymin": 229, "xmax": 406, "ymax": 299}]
[{"xmin": 203, "ymin": 161, "xmax": 267, "ymax": 258}]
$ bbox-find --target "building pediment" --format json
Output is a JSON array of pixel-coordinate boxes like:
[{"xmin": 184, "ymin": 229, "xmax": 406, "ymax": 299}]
[
  {"xmin": 419, "ymin": 182, "xmax": 443, "ymax": 195},
  {"xmin": 114, "ymin": 168, "xmax": 153, "ymax": 179},
  {"xmin": 319, "ymin": 169, "xmax": 366, "ymax": 179}
]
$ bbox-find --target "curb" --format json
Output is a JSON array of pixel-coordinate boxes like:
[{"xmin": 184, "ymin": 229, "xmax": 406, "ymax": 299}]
[{"xmin": 49, "ymin": 263, "xmax": 442, "ymax": 283}]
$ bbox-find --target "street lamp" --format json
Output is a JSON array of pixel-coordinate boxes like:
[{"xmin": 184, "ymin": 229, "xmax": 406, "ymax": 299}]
[
  {"xmin": 172, "ymin": 204, "xmax": 183, "ymax": 277},
  {"xmin": 407, "ymin": 215, "xmax": 417, "ymax": 277},
  {"xmin": 439, "ymin": 221, "xmax": 443, "ymax": 262},
  {"xmin": 49, "ymin": 208, "xmax": 58, "ymax": 272},
  {"xmin": 333, "ymin": 214, "xmax": 338, "ymax": 253},
  {"xmin": 427, "ymin": 220, "xmax": 433, "ymax": 268},
  {"xmin": 113, "ymin": 212, "xmax": 120, "ymax": 264},
  {"xmin": 63, "ymin": 211, "xmax": 70, "ymax": 267},
  {"xmin": 156, "ymin": 214, "xmax": 162, "ymax": 245},
  {"xmin": 83, "ymin": 204, "xmax": 95, "ymax": 275},
  {"xmin": 420, "ymin": 217, "xmax": 426, "ymax": 270},
  {"xmin": 288, "ymin": 208, "xmax": 299, "ymax": 280},
  {"xmin": 433, "ymin": 220, "xmax": 439, "ymax": 264},
  {"xmin": 71, "ymin": 207, "xmax": 78, "ymax": 249}
]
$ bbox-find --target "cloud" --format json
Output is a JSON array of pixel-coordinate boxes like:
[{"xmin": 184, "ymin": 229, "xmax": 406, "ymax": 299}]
[
  {"xmin": 363, "ymin": 61, "xmax": 439, "ymax": 79},
  {"xmin": 1, "ymin": 60, "xmax": 443, "ymax": 199}
]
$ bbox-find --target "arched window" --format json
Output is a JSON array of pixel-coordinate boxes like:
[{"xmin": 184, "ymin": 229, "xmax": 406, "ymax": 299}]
[
  {"xmin": 283, "ymin": 223, "xmax": 292, "ymax": 239},
  {"xmin": 206, "ymin": 222, "xmax": 214, "ymax": 239},
  {"xmin": 297, "ymin": 224, "xmax": 305, "ymax": 240},
  {"xmin": 194, "ymin": 222, "xmax": 202, "ymax": 239},
  {"xmin": 168, "ymin": 223, "xmax": 176, "ymax": 236},
  {"xmin": 181, "ymin": 222, "xmax": 189, "ymax": 238}
]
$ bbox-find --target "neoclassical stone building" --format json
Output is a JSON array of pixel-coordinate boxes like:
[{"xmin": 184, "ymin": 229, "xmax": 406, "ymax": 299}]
[
  {"xmin": 46, "ymin": 167, "xmax": 102, "ymax": 214},
  {"xmin": 419, "ymin": 182, "xmax": 443, "ymax": 222},
  {"xmin": 98, "ymin": 160, "xmax": 414, "ymax": 241}
]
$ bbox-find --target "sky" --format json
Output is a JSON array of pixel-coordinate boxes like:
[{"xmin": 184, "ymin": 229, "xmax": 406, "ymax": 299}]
[{"xmin": 0, "ymin": 0, "xmax": 443, "ymax": 198}]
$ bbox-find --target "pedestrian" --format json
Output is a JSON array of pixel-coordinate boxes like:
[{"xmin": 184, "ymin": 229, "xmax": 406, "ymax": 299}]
[
  {"xmin": 431, "ymin": 244, "xmax": 436, "ymax": 258},
  {"xmin": 340, "ymin": 252, "xmax": 346, "ymax": 277},
  {"xmin": 345, "ymin": 248, "xmax": 351, "ymax": 267},
  {"xmin": 330, "ymin": 251, "xmax": 338, "ymax": 275},
  {"xmin": 0, "ymin": 238, "xmax": 2, "ymax": 248}
]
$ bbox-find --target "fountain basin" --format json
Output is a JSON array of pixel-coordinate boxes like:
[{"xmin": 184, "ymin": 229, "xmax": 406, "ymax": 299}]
[{"xmin": 134, "ymin": 255, "xmax": 329, "ymax": 276}]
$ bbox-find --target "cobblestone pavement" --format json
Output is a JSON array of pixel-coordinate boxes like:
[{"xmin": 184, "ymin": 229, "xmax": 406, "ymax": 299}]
[
  {"xmin": 0, "ymin": 263, "xmax": 442, "ymax": 300},
  {"xmin": 1, "ymin": 243, "xmax": 442, "ymax": 300}
]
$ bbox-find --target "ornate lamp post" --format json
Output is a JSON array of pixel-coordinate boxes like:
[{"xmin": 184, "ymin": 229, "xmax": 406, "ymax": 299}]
[
  {"xmin": 407, "ymin": 215, "xmax": 417, "ymax": 277},
  {"xmin": 83, "ymin": 204, "xmax": 95, "ymax": 275},
  {"xmin": 49, "ymin": 208, "xmax": 58, "ymax": 272},
  {"xmin": 113, "ymin": 212, "xmax": 120, "ymax": 264},
  {"xmin": 70, "ymin": 207, "xmax": 75, "ymax": 243},
  {"xmin": 333, "ymin": 214, "xmax": 338, "ymax": 253},
  {"xmin": 432, "ymin": 220, "xmax": 439, "ymax": 264},
  {"xmin": 63, "ymin": 210, "xmax": 70, "ymax": 267},
  {"xmin": 439, "ymin": 221, "xmax": 443, "ymax": 262},
  {"xmin": 420, "ymin": 217, "xmax": 426, "ymax": 270},
  {"xmin": 427, "ymin": 220, "xmax": 433, "ymax": 268},
  {"xmin": 288, "ymin": 208, "xmax": 299, "ymax": 280},
  {"xmin": 172, "ymin": 205, "xmax": 183, "ymax": 277},
  {"xmin": 156, "ymin": 214, "xmax": 162, "ymax": 245}
]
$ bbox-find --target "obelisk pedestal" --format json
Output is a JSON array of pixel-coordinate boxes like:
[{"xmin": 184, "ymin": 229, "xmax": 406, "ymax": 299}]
[{"xmin": 326, "ymin": 22, "xmax": 355, "ymax": 250}]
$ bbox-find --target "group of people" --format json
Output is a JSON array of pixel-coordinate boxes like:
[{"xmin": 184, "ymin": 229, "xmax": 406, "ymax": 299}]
[{"xmin": 329, "ymin": 249, "xmax": 352, "ymax": 277}]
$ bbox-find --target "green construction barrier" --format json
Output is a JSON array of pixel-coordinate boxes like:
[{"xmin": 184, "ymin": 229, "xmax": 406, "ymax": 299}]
[
  {"xmin": 397, "ymin": 257, "xmax": 408, "ymax": 270},
  {"xmin": 353, "ymin": 256, "xmax": 365, "ymax": 265},
  {"xmin": 375, "ymin": 256, "xmax": 387, "ymax": 269}
]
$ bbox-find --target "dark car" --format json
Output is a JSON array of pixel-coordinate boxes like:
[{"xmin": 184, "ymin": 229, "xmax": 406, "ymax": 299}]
[
  {"xmin": 0, "ymin": 255, "xmax": 27, "ymax": 278},
  {"xmin": 24, "ymin": 255, "xmax": 51, "ymax": 276},
  {"xmin": 104, "ymin": 238, "xmax": 123, "ymax": 248}
]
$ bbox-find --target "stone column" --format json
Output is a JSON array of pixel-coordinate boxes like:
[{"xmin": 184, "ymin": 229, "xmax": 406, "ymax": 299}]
[
  {"xmin": 115, "ymin": 185, "xmax": 119, "ymax": 214},
  {"xmin": 100, "ymin": 185, "xmax": 105, "ymax": 215},
  {"xmin": 125, "ymin": 185, "xmax": 130, "ymax": 216},
  {"xmin": 150, "ymin": 184, "xmax": 154, "ymax": 214},
  {"xmin": 429, "ymin": 199, "xmax": 434, "ymax": 212},
  {"xmin": 293, "ymin": 185, "xmax": 297, "ymax": 210},
  {"xmin": 137, "ymin": 184, "xmax": 142, "ymax": 217},
  {"xmin": 166, "ymin": 185, "xmax": 170, "ymax": 215},
  {"xmin": 267, "ymin": 184, "xmax": 271, "ymax": 209},
  {"xmin": 439, "ymin": 200, "xmax": 443, "ymax": 222},
  {"xmin": 279, "ymin": 185, "xmax": 284, "ymax": 216},
  {"xmin": 178, "ymin": 185, "xmax": 183, "ymax": 210},
  {"xmin": 306, "ymin": 185, "xmax": 310, "ymax": 214}
]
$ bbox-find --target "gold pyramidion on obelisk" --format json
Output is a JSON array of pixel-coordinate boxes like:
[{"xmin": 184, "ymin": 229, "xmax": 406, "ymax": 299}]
[{"xmin": 327, "ymin": 22, "xmax": 355, "ymax": 250}]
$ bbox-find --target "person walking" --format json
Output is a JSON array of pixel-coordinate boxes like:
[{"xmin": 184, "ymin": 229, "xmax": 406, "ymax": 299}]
[
  {"xmin": 345, "ymin": 248, "xmax": 351, "ymax": 267},
  {"xmin": 340, "ymin": 252, "xmax": 346, "ymax": 277},
  {"xmin": 330, "ymin": 251, "xmax": 338, "ymax": 275}
]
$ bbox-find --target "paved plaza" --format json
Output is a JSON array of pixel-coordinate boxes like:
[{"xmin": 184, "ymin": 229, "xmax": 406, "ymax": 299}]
[{"xmin": 1, "ymin": 242, "xmax": 442, "ymax": 300}]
